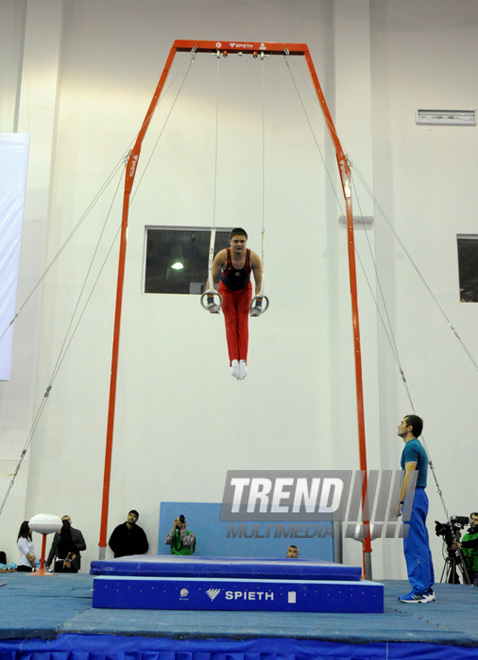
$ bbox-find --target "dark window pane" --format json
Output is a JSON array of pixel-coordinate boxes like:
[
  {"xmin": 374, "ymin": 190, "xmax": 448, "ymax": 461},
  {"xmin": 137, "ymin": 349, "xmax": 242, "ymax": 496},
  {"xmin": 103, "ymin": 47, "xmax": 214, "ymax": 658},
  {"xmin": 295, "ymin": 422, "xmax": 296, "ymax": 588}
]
[
  {"xmin": 145, "ymin": 227, "xmax": 230, "ymax": 294},
  {"xmin": 457, "ymin": 235, "xmax": 478, "ymax": 303}
]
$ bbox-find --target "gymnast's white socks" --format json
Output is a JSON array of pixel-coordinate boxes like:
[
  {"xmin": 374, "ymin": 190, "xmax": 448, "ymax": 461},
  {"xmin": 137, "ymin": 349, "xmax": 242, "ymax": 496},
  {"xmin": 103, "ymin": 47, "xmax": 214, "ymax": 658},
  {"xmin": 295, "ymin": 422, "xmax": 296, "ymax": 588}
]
[
  {"xmin": 231, "ymin": 359, "xmax": 247, "ymax": 380},
  {"xmin": 239, "ymin": 360, "xmax": 247, "ymax": 380},
  {"xmin": 231, "ymin": 359, "xmax": 240, "ymax": 379}
]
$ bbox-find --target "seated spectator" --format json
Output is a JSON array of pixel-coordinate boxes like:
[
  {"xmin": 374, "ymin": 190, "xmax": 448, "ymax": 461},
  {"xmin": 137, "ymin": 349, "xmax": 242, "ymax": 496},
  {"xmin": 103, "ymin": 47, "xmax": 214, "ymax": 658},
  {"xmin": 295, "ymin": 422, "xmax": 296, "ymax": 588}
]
[
  {"xmin": 286, "ymin": 544, "xmax": 299, "ymax": 558},
  {"xmin": 16, "ymin": 521, "xmax": 36, "ymax": 572},
  {"xmin": 109, "ymin": 510, "xmax": 149, "ymax": 558},
  {"xmin": 164, "ymin": 515, "xmax": 196, "ymax": 555}
]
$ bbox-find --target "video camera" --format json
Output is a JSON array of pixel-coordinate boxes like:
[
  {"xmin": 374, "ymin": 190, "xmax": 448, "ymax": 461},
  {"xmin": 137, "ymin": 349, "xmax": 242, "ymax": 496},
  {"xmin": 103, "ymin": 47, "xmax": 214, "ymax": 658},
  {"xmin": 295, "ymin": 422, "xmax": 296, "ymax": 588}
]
[
  {"xmin": 175, "ymin": 514, "xmax": 186, "ymax": 531},
  {"xmin": 435, "ymin": 516, "xmax": 469, "ymax": 549}
]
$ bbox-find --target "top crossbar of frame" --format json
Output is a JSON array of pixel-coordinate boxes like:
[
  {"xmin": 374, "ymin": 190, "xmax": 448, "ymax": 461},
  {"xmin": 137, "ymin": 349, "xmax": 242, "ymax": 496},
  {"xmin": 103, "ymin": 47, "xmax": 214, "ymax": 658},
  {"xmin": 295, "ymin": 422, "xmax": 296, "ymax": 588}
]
[{"xmin": 173, "ymin": 39, "xmax": 309, "ymax": 56}]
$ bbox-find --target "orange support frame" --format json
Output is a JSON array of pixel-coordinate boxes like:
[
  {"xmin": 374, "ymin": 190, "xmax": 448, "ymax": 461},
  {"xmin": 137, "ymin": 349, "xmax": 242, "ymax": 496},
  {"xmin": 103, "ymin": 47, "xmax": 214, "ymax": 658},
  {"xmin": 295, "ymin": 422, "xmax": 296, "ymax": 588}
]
[{"xmin": 98, "ymin": 39, "xmax": 372, "ymax": 577}]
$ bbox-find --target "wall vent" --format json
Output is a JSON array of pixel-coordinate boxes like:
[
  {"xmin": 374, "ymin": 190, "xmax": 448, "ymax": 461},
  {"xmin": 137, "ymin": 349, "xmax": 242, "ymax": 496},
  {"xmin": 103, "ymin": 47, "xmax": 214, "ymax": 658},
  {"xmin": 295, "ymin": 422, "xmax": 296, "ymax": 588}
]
[{"xmin": 416, "ymin": 109, "xmax": 476, "ymax": 126}]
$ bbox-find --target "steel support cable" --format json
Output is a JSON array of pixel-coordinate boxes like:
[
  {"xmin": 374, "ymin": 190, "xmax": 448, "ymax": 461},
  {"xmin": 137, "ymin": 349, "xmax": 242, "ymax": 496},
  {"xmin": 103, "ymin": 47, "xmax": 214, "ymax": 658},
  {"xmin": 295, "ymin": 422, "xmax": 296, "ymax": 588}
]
[
  {"xmin": 0, "ymin": 168, "xmax": 125, "ymax": 520},
  {"xmin": 0, "ymin": 51, "xmax": 193, "ymax": 345},
  {"xmin": 282, "ymin": 53, "xmax": 344, "ymax": 213},
  {"xmin": 350, "ymin": 178, "xmax": 404, "ymax": 370},
  {"xmin": 212, "ymin": 51, "xmax": 220, "ymax": 241},
  {"xmin": 284, "ymin": 53, "xmax": 410, "ymax": 380},
  {"xmin": 261, "ymin": 52, "xmax": 266, "ymax": 268},
  {"xmin": 130, "ymin": 49, "xmax": 198, "ymax": 200},
  {"xmin": 348, "ymin": 157, "xmax": 478, "ymax": 376},
  {"xmin": 284, "ymin": 54, "xmax": 467, "ymax": 566},
  {"xmin": 286, "ymin": 52, "xmax": 478, "ymax": 375},
  {"xmin": 287, "ymin": 51, "xmax": 478, "ymax": 447},
  {"xmin": 249, "ymin": 52, "xmax": 269, "ymax": 316},
  {"xmin": 0, "ymin": 155, "xmax": 126, "ymax": 344},
  {"xmin": 349, "ymin": 173, "xmax": 470, "ymax": 581},
  {"xmin": 349, "ymin": 175, "xmax": 466, "ymax": 570},
  {"xmin": 0, "ymin": 53, "xmax": 195, "ymax": 516},
  {"xmin": 201, "ymin": 50, "xmax": 222, "ymax": 312},
  {"xmin": 0, "ymin": 50, "xmax": 197, "ymax": 519}
]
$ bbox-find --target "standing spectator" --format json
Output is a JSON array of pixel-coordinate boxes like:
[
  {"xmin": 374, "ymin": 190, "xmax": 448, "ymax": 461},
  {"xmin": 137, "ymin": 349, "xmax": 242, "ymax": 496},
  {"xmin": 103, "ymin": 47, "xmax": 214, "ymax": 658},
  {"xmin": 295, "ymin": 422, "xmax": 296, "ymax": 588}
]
[
  {"xmin": 53, "ymin": 519, "xmax": 80, "ymax": 573},
  {"xmin": 46, "ymin": 515, "xmax": 86, "ymax": 572}
]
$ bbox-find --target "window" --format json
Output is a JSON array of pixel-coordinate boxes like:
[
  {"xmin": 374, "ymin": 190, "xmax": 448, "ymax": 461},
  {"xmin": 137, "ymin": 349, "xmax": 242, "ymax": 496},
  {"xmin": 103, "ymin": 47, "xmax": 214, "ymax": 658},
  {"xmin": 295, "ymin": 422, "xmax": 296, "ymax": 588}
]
[
  {"xmin": 457, "ymin": 235, "xmax": 478, "ymax": 303},
  {"xmin": 144, "ymin": 227, "xmax": 231, "ymax": 294}
]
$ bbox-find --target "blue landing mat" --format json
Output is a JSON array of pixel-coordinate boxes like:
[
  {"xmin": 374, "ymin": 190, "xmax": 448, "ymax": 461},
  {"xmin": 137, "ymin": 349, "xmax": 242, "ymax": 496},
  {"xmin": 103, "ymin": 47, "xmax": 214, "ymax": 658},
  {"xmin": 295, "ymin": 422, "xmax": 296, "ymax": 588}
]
[{"xmin": 90, "ymin": 555, "xmax": 362, "ymax": 581}]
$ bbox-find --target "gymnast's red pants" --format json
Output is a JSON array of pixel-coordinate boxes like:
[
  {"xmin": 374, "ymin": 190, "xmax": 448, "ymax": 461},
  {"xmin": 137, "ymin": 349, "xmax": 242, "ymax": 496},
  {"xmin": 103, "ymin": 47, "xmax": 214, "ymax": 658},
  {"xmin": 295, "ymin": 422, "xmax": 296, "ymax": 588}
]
[{"xmin": 218, "ymin": 281, "xmax": 252, "ymax": 365}]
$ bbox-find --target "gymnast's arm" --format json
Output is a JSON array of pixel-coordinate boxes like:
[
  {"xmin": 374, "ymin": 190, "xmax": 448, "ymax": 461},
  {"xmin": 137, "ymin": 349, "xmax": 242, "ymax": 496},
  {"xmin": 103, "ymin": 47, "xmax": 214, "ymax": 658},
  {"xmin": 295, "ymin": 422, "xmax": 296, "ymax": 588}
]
[
  {"xmin": 250, "ymin": 251, "xmax": 263, "ymax": 296},
  {"xmin": 208, "ymin": 249, "xmax": 226, "ymax": 290}
]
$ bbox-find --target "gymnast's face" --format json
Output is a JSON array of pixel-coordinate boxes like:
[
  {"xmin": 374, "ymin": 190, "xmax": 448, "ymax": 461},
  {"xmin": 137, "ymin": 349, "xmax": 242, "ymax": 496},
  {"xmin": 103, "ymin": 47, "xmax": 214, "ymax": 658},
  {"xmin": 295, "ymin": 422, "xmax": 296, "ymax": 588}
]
[{"xmin": 230, "ymin": 234, "xmax": 247, "ymax": 255}]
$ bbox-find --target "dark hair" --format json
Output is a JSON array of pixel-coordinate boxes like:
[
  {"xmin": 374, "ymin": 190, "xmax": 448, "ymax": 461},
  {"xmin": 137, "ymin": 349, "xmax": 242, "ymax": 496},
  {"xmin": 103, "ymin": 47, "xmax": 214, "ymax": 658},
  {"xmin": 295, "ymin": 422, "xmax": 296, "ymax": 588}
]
[
  {"xmin": 229, "ymin": 228, "xmax": 248, "ymax": 240},
  {"xmin": 60, "ymin": 519, "xmax": 72, "ymax": 539},
  {"xmin": 17, "ymin": 521, "xmax": 31, "ymax": 541},
  {"xmin": 288, "ymin": 544, "xmax": 298, "ymax": 550},
  {"xmin": 129, "ymin": 509, "xmax": 139, "ymax": 518},
  {"xmin": 179, "ymin": 515, "xmax": 185, "ymax": 523},
  {"xmin": 405, "ymin": 414, "xmax": 423, "ymax": 438},
  {"xmin": 471, "ymin": 512, "xmax": 478, "ymax": 518}
]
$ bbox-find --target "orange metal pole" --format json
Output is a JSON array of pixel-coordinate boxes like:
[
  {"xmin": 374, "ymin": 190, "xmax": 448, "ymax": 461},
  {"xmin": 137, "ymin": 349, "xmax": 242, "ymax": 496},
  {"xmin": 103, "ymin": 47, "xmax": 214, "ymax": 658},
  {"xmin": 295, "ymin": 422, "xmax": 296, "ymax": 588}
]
[
  {"xmin": 303, "ymin": 48, "xmax": 372, "ymax": 575},
  {"xmin": 98, "ymin": 40, "xmax": 372, "ymax": 576},
  {"xmin": 98, "ymin": 43, "xmax": 179, "ymax": 558}
]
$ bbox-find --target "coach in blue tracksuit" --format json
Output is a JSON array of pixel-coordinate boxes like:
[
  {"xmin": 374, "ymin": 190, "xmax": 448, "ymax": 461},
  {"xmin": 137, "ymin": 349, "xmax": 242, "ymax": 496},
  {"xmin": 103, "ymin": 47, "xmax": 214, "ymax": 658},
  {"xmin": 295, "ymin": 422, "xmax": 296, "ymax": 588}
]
[{"xmin": 397, "ymin": 414, "xmax": 435, "ymax": 604}]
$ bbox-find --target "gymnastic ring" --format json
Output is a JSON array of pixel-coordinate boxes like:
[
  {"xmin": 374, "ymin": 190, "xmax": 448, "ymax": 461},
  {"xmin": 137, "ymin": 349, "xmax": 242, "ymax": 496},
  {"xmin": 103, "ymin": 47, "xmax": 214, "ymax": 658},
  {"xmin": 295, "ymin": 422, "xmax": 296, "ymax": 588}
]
[
  {"xmin": 200, "ymin": 289, "xmax": 223, "ymax": 312},
  {"xmin": 249, "ymin": 295, "xmax": 269, "ymax": 316}
]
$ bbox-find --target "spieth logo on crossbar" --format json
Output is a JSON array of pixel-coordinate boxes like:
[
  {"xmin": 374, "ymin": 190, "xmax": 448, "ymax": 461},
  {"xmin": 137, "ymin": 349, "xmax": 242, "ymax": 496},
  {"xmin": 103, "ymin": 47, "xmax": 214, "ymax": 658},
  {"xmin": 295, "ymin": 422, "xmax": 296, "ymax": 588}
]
[{"xmin": 229, "ymin": 42, "xmax": 254, "ymax": 49}]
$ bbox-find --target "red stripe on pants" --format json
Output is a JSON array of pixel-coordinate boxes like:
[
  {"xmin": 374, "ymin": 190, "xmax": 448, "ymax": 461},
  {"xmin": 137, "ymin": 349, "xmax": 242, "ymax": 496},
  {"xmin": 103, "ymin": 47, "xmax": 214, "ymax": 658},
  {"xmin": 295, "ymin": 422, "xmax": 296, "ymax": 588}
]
[{"xmin": 218, "ymin": 281, "xmax": 252, "ymax": 365}]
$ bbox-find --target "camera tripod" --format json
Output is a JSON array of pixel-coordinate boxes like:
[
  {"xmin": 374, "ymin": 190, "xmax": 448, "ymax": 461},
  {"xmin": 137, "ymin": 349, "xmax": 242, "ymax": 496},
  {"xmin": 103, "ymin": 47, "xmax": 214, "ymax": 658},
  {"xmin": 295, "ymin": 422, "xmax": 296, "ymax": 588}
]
[{"xmin": 440, "ymin": 546, "xmax": 471, "ymax": 585}]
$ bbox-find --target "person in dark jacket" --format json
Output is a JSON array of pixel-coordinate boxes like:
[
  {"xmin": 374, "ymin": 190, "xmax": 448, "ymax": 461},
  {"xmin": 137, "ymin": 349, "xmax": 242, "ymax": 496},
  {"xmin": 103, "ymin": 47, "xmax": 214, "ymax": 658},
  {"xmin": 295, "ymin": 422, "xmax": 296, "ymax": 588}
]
[
  {"xmin": 53, "ymin": 519, "xmax": 80, "ymax": 573},
  {"xmin": 108, "ymin": 510, "xmax": 149, "ymax": 558},
  {"xmin": 46, "ymin": 515, "xmax": 86, "ymax": 572}
]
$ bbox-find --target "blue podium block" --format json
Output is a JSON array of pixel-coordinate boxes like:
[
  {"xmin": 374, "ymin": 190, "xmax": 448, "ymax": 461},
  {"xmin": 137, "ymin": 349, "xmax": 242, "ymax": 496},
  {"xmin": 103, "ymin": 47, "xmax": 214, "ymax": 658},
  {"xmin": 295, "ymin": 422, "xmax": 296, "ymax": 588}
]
[
  {"xmin": 92, "ymin": 575, "xmax": 384, "ymax": 613},
  {"xmin": 90, "ymin": 555, "xmax": 362, "ymax": 581}
]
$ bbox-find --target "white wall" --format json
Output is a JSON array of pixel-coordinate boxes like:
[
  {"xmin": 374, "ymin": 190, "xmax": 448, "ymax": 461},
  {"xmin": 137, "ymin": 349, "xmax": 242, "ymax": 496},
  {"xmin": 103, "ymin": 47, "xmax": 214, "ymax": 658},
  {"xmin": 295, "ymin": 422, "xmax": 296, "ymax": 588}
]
[{"xmin": 1, "ymin": 0, "xmax": 477, "ymax": 584}]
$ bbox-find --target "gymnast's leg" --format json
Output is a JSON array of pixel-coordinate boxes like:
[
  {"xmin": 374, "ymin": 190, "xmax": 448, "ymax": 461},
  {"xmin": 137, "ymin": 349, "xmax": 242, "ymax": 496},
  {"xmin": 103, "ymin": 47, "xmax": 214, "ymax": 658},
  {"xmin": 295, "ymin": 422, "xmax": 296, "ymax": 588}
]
[
  {"xmin": 236, "ymin": 282, "xmax": 252, "ymax": 379},
  {"xmin": 218, "ymin": 282, "xmax": 240, "ymax": 378}
]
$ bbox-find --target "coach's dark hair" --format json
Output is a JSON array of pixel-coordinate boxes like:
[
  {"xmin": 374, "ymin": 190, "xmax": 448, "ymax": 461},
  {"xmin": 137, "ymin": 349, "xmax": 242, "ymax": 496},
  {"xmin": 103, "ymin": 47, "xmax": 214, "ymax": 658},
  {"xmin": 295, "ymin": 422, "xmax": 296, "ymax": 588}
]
[{"xmin": 405, "ymin": 414, "xmax": 423, "ymax": 438}]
